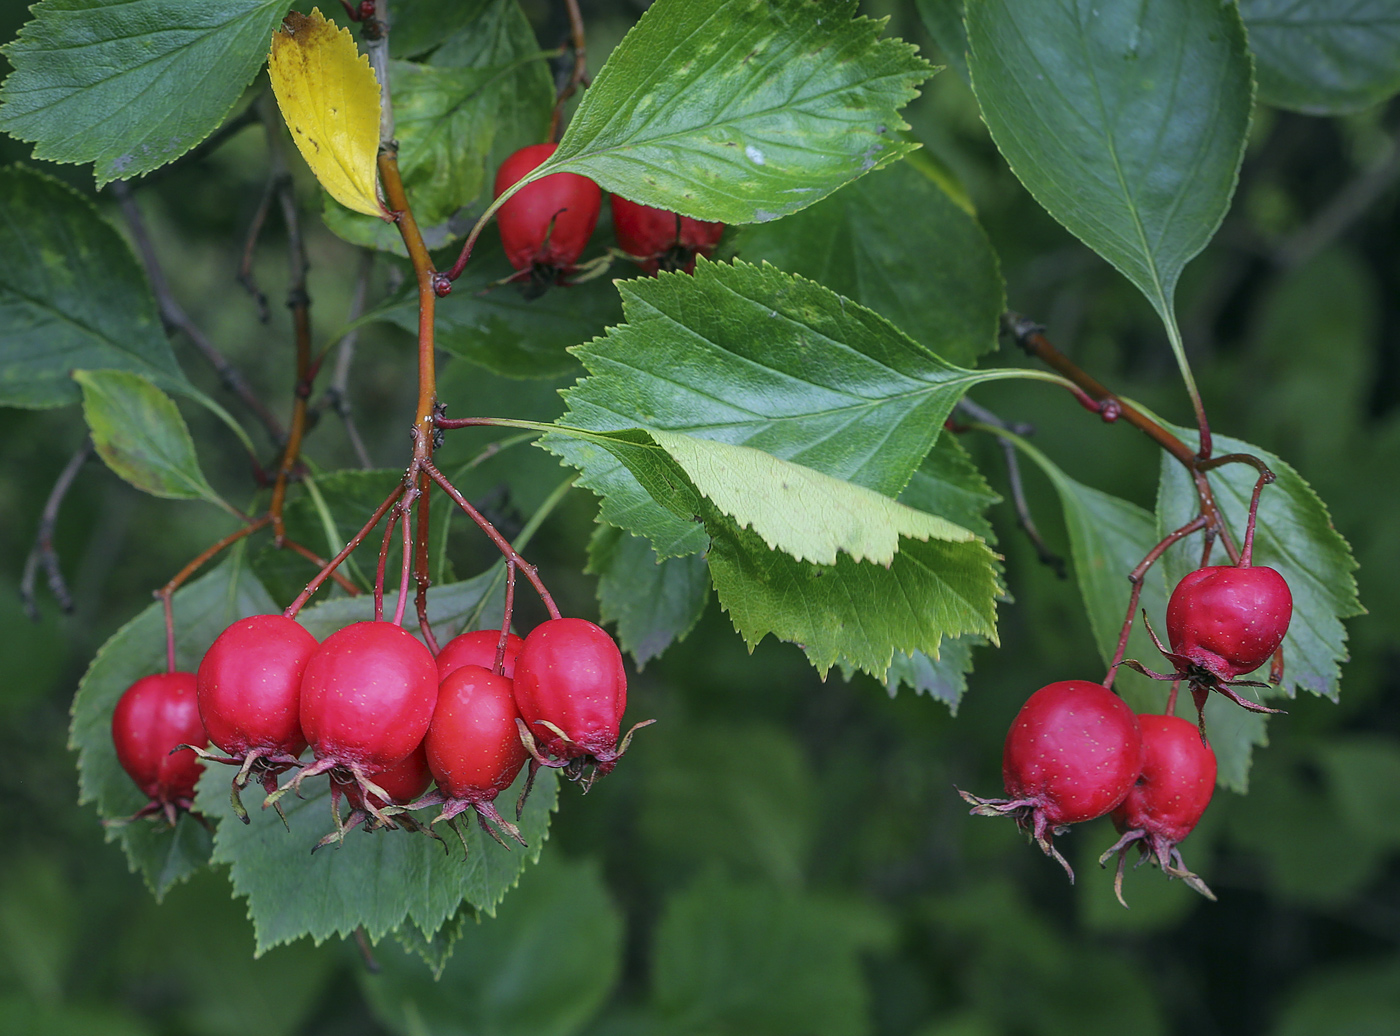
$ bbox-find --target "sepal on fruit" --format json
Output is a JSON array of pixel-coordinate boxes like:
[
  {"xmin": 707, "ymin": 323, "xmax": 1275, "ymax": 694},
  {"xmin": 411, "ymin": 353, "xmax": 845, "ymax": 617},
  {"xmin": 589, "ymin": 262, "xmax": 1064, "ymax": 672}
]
[
  {"xmin": 958, "ymin": 788, "xmax": 1077, "ymax": 880},
  {"xmin": 1098, "ymin": 828, "xmax": 1215, "ymax": 908}
]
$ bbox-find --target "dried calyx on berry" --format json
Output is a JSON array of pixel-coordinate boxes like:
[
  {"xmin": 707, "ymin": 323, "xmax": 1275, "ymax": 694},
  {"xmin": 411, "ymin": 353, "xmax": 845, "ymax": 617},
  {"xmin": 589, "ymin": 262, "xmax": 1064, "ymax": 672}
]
[
  {"xmin": 494, "ymin": 143, "xmax": 601, "ymax": 298},
  {"xmin": 959, "ymin": 680, "xmax": 1143, "ymax": 881},
  {"xmin": 512, "ymin": 618, "xmax": 652, "ymax": 792},
  {"xmin": 266, "ymin": 621, "xmax": 439, "ymax": 829},
  {"xmin": 610, "ymin": 194, "xmax": 724, "ymax": 275},
  {"xmin": 398, "ymin": 664, "xmax": 530, "ymax": 855},
  {"xmin": 194, "ymin": 614, "xmax": 318, "ymax": 823},
  {"xmin": 1099, "ymin": 714, "xmax": 1217, "ymax": 906},
  {"xmin": 110, "ymin": 672, "xmax": 207, "ymax": 827},
  {"xmin": 1125, "ymin": 562, "xmax": 1293, "ymax": 738}
]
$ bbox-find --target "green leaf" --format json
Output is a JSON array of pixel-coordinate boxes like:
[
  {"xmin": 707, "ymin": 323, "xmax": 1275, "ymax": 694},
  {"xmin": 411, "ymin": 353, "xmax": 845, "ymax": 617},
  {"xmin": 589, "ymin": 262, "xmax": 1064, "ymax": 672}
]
[
  {"xmin": 549, "ymin": 424, "xmax": 1001, "ymax": 679},
  {"xmin": 587, "ymin": 524, "xmax": 710, "ymax": 669},
  {"xmin": 369, "ymin": 235, "xmax": 620, "ymax": 379},
  {"xmin": 965, "ymin": 0, "xmax": 1252, "ymax": 329},
  {"xmin": 69, "ymin": 556, "xmax": 277, "ymax": 898},
  {"xmin": 250, "ymin": 469, "xmax": 454, "ymax": 606},
  {"xmin": 897, "ymin": 436, "xmax": 1000, "ymax": 543},
  {"xmin": 387, "ymin": 54, "xmax": 553, "ymax": 227},
  {"xmin": 549, "ymin": 258, "xmax": 1031, "ymax": 558},
  {"xmin": 1240, "ymin": 0, "xmax": 1400, "ymax": 114},
  {"xmin": 0, "ymin": 165, "xmax": 186, "ymax": 409},
  {"xmin": 1008, "ymin": 435, "xmax": 1167, "ymax": 690},
  {"xmin": 203, "ymin": 760, "xmax": 559, "ymax": 956},
  {"xmin": 916, "ymin": 0, "xmax": 970, "ymax": 81},
  {"xmin": 531, "ymin": 0, "xmax": 933, "ymax": 225},
  {"xmin": 708, "ymin": 517, "xmax": 999, "ymax": 679},
  {"xmin": 638, "ymin": 723, "xmax": 817, "ymax": 887},
  {"xmin": 736, "ymin": 159, "xmax": 1004, "ymax": 367},
  {"xmin": 1156, "ymin": 426, "xmax": 1363, "ymax": 701},
  {"xmin": 292, "ymin": 564, "xmax": 509, "ymax": 646},
  {"xmin": 361, "ymin": 855, "xmax": 623, "ymax": 1035},
  {"xmin": 650, "ymin": 428, "xmax": 979, "ymax": 567},
  {"xmin": 0, "ymin": 0, "xmax": 288, "ymax": 185},
  {"xmin": 881, "ymin": 636, "xmax": 981, "ymax": 712},
  {"xmin": 651, "ymin": 872, "xmax": 892, "ymax": 1036},
  {"xmin": 74, "ymin": 370, "xmax": 230, "ymax": 512}
]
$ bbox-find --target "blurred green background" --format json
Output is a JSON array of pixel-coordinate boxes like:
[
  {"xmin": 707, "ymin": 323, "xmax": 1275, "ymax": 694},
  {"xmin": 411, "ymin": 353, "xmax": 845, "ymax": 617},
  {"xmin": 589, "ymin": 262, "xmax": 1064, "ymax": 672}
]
[{"xmin": 3, "ymin": 1, "xmax": 1399, "ymax": 1034}]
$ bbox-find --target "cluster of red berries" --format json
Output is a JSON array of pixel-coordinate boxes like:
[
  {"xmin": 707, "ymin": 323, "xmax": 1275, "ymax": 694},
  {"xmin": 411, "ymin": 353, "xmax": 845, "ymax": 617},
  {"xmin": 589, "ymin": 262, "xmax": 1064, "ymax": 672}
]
[
  {"xmin": 110, "ymin": 615, "xmax": 641, "ymax": 853},
  {"xmin": 963, "ymin": 562, "xmax": 1293, "ymax": 905},
  {"xmin": 493, "ymin": 143, "xmax": 725, "ymax": 291}
]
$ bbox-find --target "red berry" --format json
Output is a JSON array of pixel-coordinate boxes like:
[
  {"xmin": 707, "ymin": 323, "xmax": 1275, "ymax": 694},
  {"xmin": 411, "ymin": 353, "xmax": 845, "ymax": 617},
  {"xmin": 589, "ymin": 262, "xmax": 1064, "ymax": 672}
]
[
  {"xmin": 1165, "ymin": 565, "xmax": 1292, "ymax": 680},
  {"xmin": 962, "ymin": 680, "xmax": 1142, "ymax": 879},
  {"xmin": 111, "ymin": 672, "xmax": 206, "ymax": 820},
  {"xmin": 299, "ymin": 621, "xmax": 439, "ymax": 775},
  {"xmin": 197, "ymin": 614, "xmax": 317, "ymax": 760},
  {"xmin": 1101, "ymin": 714, "xmax": 1217, "ymax": 904},
  {"xmin": 337, "ymin": 742, "xmax": 432, "ymax": 812},
  {"xmin": 436, "ymin": 629, "xmax": 523, "ymax": 682},
  {"xmin": 494, "ymin": 143, "xmax": 601, "ymax": 274},
  {"xmin": 425, "ymin": 665, "xmax": 528, "ymax": 802},
  {"xmin": 610, "ymin": 194, "xmax": 724, "ymax": 275},
  {"xmin": 513, "ymin": 618, "xmax": 628, "ymax": 771}
]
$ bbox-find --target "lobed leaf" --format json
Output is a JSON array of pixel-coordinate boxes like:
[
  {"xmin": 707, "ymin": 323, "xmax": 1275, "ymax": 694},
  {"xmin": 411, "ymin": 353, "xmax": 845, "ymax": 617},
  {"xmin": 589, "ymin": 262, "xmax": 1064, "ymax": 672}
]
[
  {"xmin": 587, "ymin": 525, "xmax": 710, "ymax": 670},
  {"xmin": 966, "ymin": 0, "xmax": 1252, "ymax": 327},
  {"xmin": 74, "ymin": 370, "xmax": 229, "ymax": 513},
  {"xmin": 0, "ymin": 0, "xmax": 286, "ymax": 185},
  {"xmin": 549, "ymin": 258, "xmax": 1028, "ymax": 558},
  {"xmin": 69, "ymin": 556, "xmax": 277, "ymax": 897},
  {"xmin": 531, "ymin": 0, "xmax": 933, "ymax": 224},
  {"xmin": 0, "ymin": 165, "xmax": 185, "ymax": 409},
  {"xmin": 269, "ymin": 8, "xmax": 383, "ymax": 218},
  {"xmin": 737, "ymin": 158, "xmax": 1004, "ymax": 368},
  {"xmin": 1240, "ymin": 0, "xmax": 1400, "ymax": 114},
  {"xmin": 1156, "ymin": 426, "xmax": 1363, "ymax": 703},
  {"xmin": 708, "ymin": 514, "xmax": 999, "ymax": 679},
  {"xmin": 204, "ymin": 762, "xmax": 558, "ymax": 956}
]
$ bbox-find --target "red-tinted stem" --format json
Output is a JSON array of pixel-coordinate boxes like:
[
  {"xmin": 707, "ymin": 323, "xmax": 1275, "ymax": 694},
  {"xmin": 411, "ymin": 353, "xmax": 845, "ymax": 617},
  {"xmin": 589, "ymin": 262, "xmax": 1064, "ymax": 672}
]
[
  {"xmin": 1239, "ymin": 468, "xmax": 1276, "ymax": 567},
  {"xmin": 496, "ymin": 559, "xmax": 517, "ymax": 676},
  {"xmin": 422, "ymin": 460, "xmax": 562, "ymax": 620},
  {"xmin": 286, "ymin": 484, "xmax": 405, "ymax": 618},
  {"xmin": 393, "ymin": 504, "xmax": 414, "ymax": 627},
  {"xmin": 374, "ymin": 506, "xmax": 399, "ymax": 623},
  {"xmin": 163, "ymin": 593, "xmax": 176, "ymax": 674},
  {"xmin": 1103, "ymin": 514, "xmax": 1208, "ymax": 690}
]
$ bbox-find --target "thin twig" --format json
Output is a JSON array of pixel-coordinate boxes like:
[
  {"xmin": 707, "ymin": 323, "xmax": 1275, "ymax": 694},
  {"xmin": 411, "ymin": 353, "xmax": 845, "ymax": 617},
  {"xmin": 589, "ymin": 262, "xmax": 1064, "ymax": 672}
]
[
  {"xmin": 313, "ymin": 250, "xmax": 376, "ymax": 468},
  {"xmin": 548, "ymin": 0, "xmax": 589, "ymax": 142},
  {"xmin": 236, "ymin": 167, "xmax": 280, "ymax": 322},
  {"xmin": 20, "ymin": 437, "xmax": 93, "ymax": 620},
  {"xmin": 955, "ymin": 399, "xmax": 1067, "ymax": 579},
  {"xmin": 109, "ymin": 181, "xmax": 286, "ymax": 445}
]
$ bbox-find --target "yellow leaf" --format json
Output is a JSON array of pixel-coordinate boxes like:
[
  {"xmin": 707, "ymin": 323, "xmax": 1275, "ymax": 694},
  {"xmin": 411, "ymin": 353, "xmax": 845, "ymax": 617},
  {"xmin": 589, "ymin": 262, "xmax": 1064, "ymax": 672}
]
[{"xmin": 269, "ymin": 8, "xmax": 384, "ymax": 218}]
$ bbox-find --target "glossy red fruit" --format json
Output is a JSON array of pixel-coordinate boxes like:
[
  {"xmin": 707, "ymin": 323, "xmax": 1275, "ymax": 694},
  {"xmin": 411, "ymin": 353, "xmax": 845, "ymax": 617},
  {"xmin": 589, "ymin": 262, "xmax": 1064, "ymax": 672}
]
[
  {"xmin": 494, "ymin": 143, "xmax": 601, "ymax": 274},
  {"xmin": 337, "ymin": 742, "xmax": 432, "ymax": 812},
  {"xmin": 111, "ymin": 672, "xmax": 206, "ymax": 822},
  {"xmin": 299, "ymin": 621, "xmax": 439, "ymax": 775},
  {"xmin": 426, "ymin": 665, "xmax": 528, "ymax": 802},
  {"xmin": 1166, "ymin": 565, "xmax": 1293, "ymax": 680},
  {"xmin": 1101, "ymin": 714, "xmax": 1217, "ymax": 904},
  {"xmin": 610, "ymin": 194, "xmax": 724, "ymax": 275},
  {"xmin": 513, "ymin": 618, "xmax": 628, "ymax": 771},
  {"xmin": 197, "ymin": 614, "xmax": 318, "ymax": 760},
  {"xmin": 961, "ymin": 680, "xmax": 1143, "ymax": 880},
  {"xmin": 436, "ymin": 629, "xmax": 524, "ymax": 682}
]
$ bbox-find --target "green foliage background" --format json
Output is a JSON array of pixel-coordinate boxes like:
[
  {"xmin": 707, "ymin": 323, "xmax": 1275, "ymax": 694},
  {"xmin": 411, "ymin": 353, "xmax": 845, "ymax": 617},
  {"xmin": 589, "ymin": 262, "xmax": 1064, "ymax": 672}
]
[{"xmin": 2, "ymin": 1, "xmax": 1399, "ymax": 1035}]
